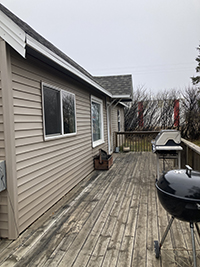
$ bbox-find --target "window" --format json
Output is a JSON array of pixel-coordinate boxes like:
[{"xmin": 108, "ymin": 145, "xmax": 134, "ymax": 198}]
[
  {"xmin": 91, "ymin": 96, "xmax": 104, "ymax": 147},
  {"xmin": 42, "ymin": 84, "xmax": 76, "ymax": 139},
  {"xmin": 62, "ymin": 90, "xmax": 76, "ymax": 134},
  {"xmin": 117, "ymin": 110, "xmax": 121, "ymax": 132}
]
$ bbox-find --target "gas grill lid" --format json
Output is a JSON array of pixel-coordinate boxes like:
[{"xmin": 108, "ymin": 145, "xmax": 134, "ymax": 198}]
[
  {"xmin": 154, "ymin": 130, "xmax": 181, "ymax": 146},
  {"xmin": 152, "ymin": 130, "xmax": 182, "ymax": 152}
]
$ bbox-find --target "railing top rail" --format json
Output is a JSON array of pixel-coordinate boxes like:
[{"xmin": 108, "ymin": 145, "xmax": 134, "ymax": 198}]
[
  {"xmin": 115, "ymin": 131, "xmax": 160, "ymax": 134},
  {"xmin": 181, "ymin": 138, "xmax": 200, "ymax": 156}
]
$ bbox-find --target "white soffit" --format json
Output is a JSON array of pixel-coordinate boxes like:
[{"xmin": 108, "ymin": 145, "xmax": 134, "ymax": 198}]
[{"xmin": 0, "ymin": 10, "xmax": 26, "ymax": 57}]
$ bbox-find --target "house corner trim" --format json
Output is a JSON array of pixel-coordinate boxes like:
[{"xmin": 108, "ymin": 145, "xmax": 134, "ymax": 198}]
[{"xmin": 0, "ymin": 39, "xmax": 19, "ymax": 239}]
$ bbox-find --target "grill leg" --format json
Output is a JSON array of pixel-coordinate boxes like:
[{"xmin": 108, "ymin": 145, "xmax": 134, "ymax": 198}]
[
  {"xmin": 154, "ymin": 216, "xmax": 174, "ymax": 258},
  {"xmin": 190, "ymin": 222, "xmax": 197, "ymax": 267},
  {"xmin": 160, "ymin": 216, "xmax": 174, "ymax": 248},
  {"xmin": 195, "ymin": 223, "xmax": 200, "ymax": 239},
  {"xmin": 156, "ymin": 154, "xmax": 159, "ymax": 179}
]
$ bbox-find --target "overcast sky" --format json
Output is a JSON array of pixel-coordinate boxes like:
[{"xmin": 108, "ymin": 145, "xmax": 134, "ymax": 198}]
[{"xmin": 1, "ymin": 0, "xmax": 200, "ymax": 94}]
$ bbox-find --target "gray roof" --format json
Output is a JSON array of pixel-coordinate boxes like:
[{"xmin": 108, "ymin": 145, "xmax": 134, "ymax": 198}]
[
  {"xmin": 0, "ymin": 4, "xmax": 132, "ymax": 100},
  {"xmin": 94, "ymin": 75, "xmax": 133, "ymax": 97},
  {"xmin": 0, "ymin": 4, "xmax": 94, "ymax": 81}
]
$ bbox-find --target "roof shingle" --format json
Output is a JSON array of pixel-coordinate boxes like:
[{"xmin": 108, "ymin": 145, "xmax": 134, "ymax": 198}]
[
  {"xmin": 94, "ymin": 75, "xmax": 133, "ymax": 97},
  {"xmin": 0, "ymin": 4, "xmax": 94, "ymax": 80}
]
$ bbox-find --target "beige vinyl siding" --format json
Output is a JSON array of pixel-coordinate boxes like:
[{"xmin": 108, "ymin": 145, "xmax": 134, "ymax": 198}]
[
  {"xmin": 111, "ymin": 105, "xmax": 124, "ymax": 133},
  {"xmin": 0, "ymin": 190, "xmax": 8, "ymax": 237},
  {"xmin": 0, "ymin": 79, "xmax": 7, "ymax": 236},
  {"xmin": 0, "ymin": 191, "xmax": 8, "ymax": 237},
  {"xmin": 10, "ymin": 49, "xmax": 107, "ymax": 234},
  {"xmin": 0, "ymin": 78, "xmax": 5, "ymax": 158},
  {"xmin": 0, "ymin": 74, "xmax": 7, "ymax": 237}
]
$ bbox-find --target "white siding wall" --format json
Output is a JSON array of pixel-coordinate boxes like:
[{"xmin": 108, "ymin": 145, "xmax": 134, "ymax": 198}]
[
  {"xmin": 111, "ymin": 105, "xmax": 125, "ymax": 151},
  {"xmin": 92, "ymin": 95, "xmax": 108, "ymax": 157},
  {"xmin": 111, "ymin": 106, "xmax": 125, "ymax": 131},
  {"xmin": 10, "ymin": 50, "xmax": 108, "ymax": 234},
  {"xmin": 120, "ymin": 108, "xmax": 125, "ymax": 131}
]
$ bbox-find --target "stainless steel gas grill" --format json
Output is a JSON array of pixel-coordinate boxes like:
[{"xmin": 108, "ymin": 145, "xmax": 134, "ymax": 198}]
[{"xmin": 151, "ymin": 130, "xmax": 183, "ymax": 179}]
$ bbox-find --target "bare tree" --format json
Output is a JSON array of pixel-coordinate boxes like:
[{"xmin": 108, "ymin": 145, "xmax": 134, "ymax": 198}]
[
  {"xmin": 142, "ymin": 98, "xmax": 159, "ymax": 130},
  {"xmin": 125, "ymin": 86, "xmax": 180, "ymax": 131},
  {"xmin": 181, "ymin": 87, "xmax": 200, "ymax": 139},
  {"xmin": 125, "ymin": 86, "xmax": 160, "ymax": 131},
  {"xmin": 125, "ymin": 85, "xmax": 150, "ymax": 130},
  {"xmin": 156, "ymin": 89, "xmax": 180, "ymax": 129}
]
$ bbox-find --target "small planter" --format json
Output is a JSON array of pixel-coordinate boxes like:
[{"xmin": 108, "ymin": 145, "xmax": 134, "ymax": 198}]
[
  {"xmin": 123, "ymin": 146, "xmax": 130, "ymax": 152},
  {"xmin": 94, "ymin": 149, "xmax": 113, "ymax": 170}
]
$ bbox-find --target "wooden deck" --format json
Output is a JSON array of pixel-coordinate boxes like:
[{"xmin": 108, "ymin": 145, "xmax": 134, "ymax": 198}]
[{"xmin": 0, "ymin": 152, "xmax": 200, "ymax": 267}]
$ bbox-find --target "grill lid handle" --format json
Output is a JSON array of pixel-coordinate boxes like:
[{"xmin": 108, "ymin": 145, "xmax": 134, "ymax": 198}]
[{"xmin": 186, "ymin": 165, "xmax": 192, "ymax": 177}]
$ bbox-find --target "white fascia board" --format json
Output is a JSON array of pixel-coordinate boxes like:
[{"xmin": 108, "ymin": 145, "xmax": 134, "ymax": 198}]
[
  {"xmin": 26, "ymin": 35, "xmax": 113, "ymax": 98},
  {"xmin": 112, "ymin": 94, "xmax": 131, "ymax": 99},
  {"xmin": 0, "ymin": 10, "xmax": 26, "ymax": 57}
]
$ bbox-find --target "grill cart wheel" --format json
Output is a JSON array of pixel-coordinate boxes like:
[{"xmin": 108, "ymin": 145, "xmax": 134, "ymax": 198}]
[{"xmin": 154, "ymin": 240, "xmax": 160, "ymax": 258}]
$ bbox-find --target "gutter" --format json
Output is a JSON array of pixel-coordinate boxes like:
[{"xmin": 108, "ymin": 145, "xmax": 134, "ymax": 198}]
[{"xmin": 26, "ymin": 35, "xmax": 113, "ymax": 98}]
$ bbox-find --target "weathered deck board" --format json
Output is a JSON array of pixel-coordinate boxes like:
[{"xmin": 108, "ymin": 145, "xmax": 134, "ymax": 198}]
[{"xmin": 0, "ymin": 152, "xmax": 200, "ymax": 267}]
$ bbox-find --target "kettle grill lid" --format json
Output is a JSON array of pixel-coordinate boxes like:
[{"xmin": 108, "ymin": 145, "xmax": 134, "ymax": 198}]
[{"xmin": 157, "ymin": 167, "xmax": 200, "ymax": 200}]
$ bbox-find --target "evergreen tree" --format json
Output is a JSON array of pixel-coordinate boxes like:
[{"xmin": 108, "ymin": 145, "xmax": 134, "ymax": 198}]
[{"xmin": 191, "ymin": 45, "xmax": 200, "ymax": 85}]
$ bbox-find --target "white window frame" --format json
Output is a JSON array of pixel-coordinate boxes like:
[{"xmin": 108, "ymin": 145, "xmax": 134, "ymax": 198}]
[
  {"xmin": 42, "ymin": 83, "xmax": 77, "ymax": 140},
  {"xmin": 91, "ymin": 95, "xmax": 104, "ymax": 147}
]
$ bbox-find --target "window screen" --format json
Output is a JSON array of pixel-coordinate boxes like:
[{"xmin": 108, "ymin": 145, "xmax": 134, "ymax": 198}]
[
  {"xmin": 43, "ymin": 86, "xmax": 61, "ymax": 136},
  {"xmin": 42, "ymin": 84, "xmax": 76, "ymax": 138}
]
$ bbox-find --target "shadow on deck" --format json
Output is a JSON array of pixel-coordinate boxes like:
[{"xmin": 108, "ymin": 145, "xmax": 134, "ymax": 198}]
[{"xmin": 0, "ymin": 152, "xmax": 200, "ymax": 267}]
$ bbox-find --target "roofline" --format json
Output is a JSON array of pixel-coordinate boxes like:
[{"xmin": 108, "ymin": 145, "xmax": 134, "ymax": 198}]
[
  {"xmin": 26, "ymin": 35, "xmax": 113, "ymax": 97},
  {"xmin": 0, "ymin": 8, "xmax": 132, "ymax": 100},
  {"xmin": 0, "ymin": 10, "xmax": 26, "ymax": 57}
]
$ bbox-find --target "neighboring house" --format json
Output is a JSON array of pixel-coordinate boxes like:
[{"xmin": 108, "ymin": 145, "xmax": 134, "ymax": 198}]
[
  {"xmin": 0, "ymin": 4, "xmax": 133, "ymax": 239},
  {"xmin": 137, "ymin": 99, "xmax": 180, "ymax": 129}
]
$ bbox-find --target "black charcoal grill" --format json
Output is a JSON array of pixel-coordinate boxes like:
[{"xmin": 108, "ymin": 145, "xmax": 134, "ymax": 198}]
[
  {"xmin": 151, "ymin": 130, "xmax": 183, "ymax": 178},
  {"xmin": 154, "ymin": 165, "xmax": 200, "ymax": 267}
]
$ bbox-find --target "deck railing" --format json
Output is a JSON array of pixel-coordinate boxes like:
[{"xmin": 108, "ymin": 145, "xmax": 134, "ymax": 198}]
[
  {"xmin": 181, "ymin": 138, "xmax": 200, "ymax": 171},
  {"xmin": 114, "ymin": 131, "xmax": 159, "ymax": 152},
  {"xmin": 115, "ymin": 131, "xmax": 200, "ymax": 171}
]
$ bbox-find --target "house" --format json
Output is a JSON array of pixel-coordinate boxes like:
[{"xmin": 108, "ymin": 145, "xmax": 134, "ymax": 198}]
[
  {"xmin": 0, "ymin": 4, "xmax": 133, "ymax": 239},
  {"xmin": 94, "ymin": 75, "xmax": 133, "ymax": 153}
]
